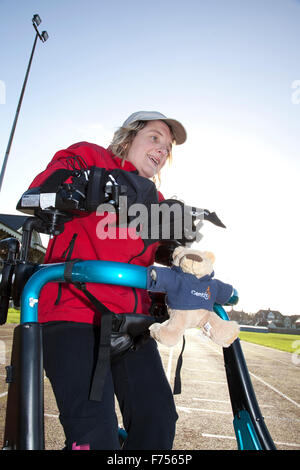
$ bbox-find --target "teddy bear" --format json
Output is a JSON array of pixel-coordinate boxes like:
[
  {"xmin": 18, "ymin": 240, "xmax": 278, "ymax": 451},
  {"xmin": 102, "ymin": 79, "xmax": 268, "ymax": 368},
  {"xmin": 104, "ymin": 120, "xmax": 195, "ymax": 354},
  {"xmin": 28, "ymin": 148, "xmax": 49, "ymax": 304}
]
[{"xmin": 147, "ymin": 246, "xmax": 240, "ymax": 348}]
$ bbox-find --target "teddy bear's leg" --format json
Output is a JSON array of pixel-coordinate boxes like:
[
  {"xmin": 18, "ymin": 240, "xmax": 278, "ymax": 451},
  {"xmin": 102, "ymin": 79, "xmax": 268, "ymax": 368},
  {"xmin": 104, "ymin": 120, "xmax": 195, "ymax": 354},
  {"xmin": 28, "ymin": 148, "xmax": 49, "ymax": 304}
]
[
  {"xmin": 201, "ymin": 311, "xmax": 240, "ymax": 347},
  {"xmin": 149, "ymin": 310, "xmax": 186, "ymax": 347}
]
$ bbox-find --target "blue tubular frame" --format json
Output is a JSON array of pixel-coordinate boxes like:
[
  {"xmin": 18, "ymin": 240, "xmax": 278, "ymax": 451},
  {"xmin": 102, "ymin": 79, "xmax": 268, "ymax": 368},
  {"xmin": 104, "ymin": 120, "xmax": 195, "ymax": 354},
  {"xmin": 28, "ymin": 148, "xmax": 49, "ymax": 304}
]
[
  {"xmin": 3, "ymin": 261, "xmax": 276, "ymax": 450},
  {"xmin": 214, "ymin": 301, "xmax": 276, "ymax": 450},
  {"xmin": 21, "ymin": 261, "xmax": 147, "ymax": 323},
  {"xmin": 4, "ymin": 261, "xmax": 148, "ymax": 450}
]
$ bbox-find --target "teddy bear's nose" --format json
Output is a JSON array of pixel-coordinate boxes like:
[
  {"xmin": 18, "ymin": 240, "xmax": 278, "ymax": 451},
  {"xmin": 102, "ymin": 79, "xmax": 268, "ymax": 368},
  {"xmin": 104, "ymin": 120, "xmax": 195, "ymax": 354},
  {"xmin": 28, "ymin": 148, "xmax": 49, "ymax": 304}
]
[{"xmin": 186, "ymin": 254, "xmax": 203, "ymax": 262}]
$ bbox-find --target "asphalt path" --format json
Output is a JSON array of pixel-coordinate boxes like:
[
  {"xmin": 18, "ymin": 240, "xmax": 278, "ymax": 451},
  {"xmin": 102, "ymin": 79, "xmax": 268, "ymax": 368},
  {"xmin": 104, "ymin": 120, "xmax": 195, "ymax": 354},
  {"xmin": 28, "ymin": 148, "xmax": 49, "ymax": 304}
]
[
  {"xmin": 166, "ymin": 330, "xmax": 300, "ymax": 451},
  {"xmin": 0, "ymin": 324, "xmax": 299, "ymax": 451}
]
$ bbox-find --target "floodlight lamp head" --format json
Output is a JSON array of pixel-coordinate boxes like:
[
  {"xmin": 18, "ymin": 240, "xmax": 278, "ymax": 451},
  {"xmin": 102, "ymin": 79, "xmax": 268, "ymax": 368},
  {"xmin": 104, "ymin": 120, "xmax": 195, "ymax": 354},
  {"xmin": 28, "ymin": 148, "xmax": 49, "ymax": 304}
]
[
  {"xmin": 32, "ymin": 14, "xmax": 42, "ymax": 26},
  {"xmin": 41, "ymin": 31, "xmax": 49, "ymax": 42}
]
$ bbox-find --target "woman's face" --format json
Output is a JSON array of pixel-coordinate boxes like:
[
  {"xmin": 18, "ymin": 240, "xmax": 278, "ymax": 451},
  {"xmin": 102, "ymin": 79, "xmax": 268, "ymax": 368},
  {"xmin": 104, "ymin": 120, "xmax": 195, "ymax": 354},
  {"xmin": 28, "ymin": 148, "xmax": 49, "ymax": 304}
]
[{"xmin": 126, "ymin": 120, "xmax": 173, "ymax": 178}]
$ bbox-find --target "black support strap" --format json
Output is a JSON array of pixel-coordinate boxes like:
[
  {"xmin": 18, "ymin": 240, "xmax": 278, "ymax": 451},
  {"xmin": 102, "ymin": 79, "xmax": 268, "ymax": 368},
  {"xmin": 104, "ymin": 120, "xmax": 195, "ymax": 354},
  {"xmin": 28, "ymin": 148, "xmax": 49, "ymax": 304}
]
[
  {"xmin": 74, "ymin": 282, "xmax": 113, "ymax": 402},
  {"xmin": 173, "ymin": 335, "xmax": 186, "ymax": 395},
  {"xmin": 61, "ymin": 259, "xmax": 114, "ymax": 402}
]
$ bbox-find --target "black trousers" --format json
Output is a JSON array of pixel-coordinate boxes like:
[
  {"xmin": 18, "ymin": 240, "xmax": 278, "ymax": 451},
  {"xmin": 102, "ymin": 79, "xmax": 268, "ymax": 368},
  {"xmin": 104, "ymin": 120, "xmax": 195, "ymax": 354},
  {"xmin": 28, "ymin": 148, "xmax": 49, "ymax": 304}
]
[{"xmin": 42, "ymin": 322, "xmax": 178, "ymax": 450}]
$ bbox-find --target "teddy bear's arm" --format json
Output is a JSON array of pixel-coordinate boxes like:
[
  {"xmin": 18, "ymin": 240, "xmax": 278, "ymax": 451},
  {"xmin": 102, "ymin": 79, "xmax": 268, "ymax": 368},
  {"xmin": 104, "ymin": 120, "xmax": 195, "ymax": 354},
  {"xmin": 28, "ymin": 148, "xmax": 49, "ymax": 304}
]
[
  {"xmin": 146, "ymin": 266, "xmax": 177, "ymax": 293},
  {"xmin": 214, "ymin": 279, "xmax": 234, "ymax": 305}
]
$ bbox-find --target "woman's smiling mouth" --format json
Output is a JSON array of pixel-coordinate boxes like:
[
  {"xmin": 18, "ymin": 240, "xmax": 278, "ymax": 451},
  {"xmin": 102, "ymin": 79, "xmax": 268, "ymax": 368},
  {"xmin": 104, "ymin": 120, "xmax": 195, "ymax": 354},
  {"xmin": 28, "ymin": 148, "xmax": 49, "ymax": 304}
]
[{"xmin": 147, "ymin": 154, "xmax": 160, "ymax": 167}]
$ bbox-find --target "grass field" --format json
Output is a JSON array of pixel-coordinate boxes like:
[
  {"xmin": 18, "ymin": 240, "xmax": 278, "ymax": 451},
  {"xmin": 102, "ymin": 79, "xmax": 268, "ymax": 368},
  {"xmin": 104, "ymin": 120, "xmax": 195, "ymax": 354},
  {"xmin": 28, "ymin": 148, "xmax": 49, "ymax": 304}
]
[
  {"xmin": 6, "ymin": 309, "xmax": 20, "ymax": 324},
  {"xmin": 239, "ymin": 331, "xmax": 300, "ymax": 354}
]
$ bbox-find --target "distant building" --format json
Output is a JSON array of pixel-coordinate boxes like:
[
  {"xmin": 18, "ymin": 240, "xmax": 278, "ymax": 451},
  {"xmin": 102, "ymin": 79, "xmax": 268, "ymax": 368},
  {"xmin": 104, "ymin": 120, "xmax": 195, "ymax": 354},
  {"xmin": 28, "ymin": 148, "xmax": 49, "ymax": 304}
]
[
  {"xmin": 228, "ymin": 306, "xmax": 300, "ymax": 330},
  {"xmin": 228, "ymin": 308, "xmax": 255, "ymax": 325},
  {"xmin": 254, "ymin": 308, "xmax": 285, "ymax": 327},
  {"xmin": 295, "ymin": 318, "xmax": 300, "ymax": 329}
]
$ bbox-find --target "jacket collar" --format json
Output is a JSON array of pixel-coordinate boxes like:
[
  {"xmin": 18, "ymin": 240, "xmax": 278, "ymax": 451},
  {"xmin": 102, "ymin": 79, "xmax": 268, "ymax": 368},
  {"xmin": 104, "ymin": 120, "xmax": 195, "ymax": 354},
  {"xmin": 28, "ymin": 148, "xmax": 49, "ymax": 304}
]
[{"xmin": 106, "ymin": 148, "xmax": 138, "ymax": 173}]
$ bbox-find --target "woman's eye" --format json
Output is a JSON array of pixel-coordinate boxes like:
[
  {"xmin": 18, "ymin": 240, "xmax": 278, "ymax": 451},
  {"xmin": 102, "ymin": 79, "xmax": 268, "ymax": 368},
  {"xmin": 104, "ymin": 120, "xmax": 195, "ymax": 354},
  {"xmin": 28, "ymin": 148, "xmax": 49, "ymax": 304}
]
[{"xmin": 151, "ymin": 135, "xmax": 158, "ymax": 142}]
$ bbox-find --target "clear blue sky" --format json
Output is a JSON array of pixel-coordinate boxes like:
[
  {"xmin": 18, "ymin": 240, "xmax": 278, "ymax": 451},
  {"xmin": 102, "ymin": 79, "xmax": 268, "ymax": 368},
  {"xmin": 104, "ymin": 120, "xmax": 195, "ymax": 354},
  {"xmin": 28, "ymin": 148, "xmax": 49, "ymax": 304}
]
[{"xmin": 0, "ymin": 0, "xmax": 299, "ymax": 317}]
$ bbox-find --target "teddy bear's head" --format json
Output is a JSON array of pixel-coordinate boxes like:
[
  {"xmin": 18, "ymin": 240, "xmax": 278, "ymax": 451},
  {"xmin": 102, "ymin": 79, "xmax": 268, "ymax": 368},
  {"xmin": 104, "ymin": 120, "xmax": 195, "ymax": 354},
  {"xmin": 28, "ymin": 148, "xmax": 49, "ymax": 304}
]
[{"xmin": 172, "ymin": 246, "xmax": 215, "ymax": 279}]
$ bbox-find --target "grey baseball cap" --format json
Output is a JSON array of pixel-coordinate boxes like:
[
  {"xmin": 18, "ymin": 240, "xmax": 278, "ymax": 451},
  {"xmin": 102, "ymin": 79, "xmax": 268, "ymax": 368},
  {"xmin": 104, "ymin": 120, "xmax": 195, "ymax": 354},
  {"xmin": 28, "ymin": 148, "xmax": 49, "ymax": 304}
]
[{"xmin": 122, "ymin": 111, "xmax": 187, "ymax": 145}]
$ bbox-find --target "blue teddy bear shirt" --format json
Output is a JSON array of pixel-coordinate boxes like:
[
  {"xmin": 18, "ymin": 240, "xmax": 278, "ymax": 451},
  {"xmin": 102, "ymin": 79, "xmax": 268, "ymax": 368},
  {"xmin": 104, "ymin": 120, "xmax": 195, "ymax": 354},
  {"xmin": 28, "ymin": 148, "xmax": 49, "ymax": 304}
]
[{"xmin": 147, "ymin": 265, "xmax": 233, "ymax": 311}]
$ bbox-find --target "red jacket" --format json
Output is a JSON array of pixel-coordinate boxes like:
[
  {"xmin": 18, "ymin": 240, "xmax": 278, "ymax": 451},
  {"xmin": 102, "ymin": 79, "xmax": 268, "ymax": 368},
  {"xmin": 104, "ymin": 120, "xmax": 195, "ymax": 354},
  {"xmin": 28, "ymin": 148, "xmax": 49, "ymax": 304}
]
[{"xmin": 29, "ymin": 142, "xmax": 162, "ymax": 324}]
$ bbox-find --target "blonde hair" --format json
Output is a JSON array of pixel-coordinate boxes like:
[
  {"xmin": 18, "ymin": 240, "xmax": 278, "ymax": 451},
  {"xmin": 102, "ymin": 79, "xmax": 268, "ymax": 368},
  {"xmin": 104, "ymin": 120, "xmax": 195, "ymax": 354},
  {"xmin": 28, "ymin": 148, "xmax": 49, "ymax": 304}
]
[{"xmin": 108, "ymin": 120, "xmax": 173, "ymax": 186}]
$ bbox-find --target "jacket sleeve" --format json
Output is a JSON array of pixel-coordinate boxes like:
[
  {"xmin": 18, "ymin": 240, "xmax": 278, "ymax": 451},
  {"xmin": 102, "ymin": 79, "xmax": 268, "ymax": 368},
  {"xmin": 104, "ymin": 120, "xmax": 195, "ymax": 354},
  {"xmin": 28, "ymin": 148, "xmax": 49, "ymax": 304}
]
[
  {"xmin": 146, "ymin": 266, "xmax": 177, "ymax": 293},
  {"xmin": 28, "ymin": 142, "xmax": 106, "ymax": 189},
  {"xmin": 214, "ymin": 279, "xmax": 234, "ymax": 305}
]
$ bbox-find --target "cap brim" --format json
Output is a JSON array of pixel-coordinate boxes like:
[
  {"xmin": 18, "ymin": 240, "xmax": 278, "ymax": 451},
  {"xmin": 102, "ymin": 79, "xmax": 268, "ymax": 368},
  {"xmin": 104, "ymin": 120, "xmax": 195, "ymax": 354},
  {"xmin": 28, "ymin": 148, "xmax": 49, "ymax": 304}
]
[
  {"xmin": 122, "ymin": 111, "xmax": 187, "ymax": 145},
  {"xmin": 161, "ymin": 118, "xmax": 187, "ymax": 145}
]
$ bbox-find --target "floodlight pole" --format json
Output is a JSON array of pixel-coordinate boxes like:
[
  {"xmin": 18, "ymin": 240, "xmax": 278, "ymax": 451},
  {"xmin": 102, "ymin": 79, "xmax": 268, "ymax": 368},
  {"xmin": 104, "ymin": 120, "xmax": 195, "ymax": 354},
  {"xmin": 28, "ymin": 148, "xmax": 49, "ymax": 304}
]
[{"xmin": 0, "ymin": 15, "xmax": 48, "ymax": 192}]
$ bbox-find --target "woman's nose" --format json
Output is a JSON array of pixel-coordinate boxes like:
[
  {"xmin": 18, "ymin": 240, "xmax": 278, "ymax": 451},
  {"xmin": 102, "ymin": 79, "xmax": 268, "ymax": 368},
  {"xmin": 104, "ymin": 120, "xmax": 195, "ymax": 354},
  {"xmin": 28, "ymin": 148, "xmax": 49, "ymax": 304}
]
[{"xmin": 156, "ymin": 146, "xmax": 169, "ymax": 157}]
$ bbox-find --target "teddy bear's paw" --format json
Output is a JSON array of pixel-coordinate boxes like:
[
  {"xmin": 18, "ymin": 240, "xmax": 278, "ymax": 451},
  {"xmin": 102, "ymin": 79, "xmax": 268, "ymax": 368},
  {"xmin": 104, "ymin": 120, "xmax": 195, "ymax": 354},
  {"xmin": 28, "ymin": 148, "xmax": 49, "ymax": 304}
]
[
  {"xmin": 203, "ymin": 320, "xmax": 239, "ymax": 348},
  {"xmin": 149, "ymin": 322, "xmax": 160, "ymax": 331},
  {"xmin": 149, "ymin": 323, "xmax": 181, "ymax": 347},
  {"xmin": 149, "ymin": 322, "xmax": 161, "ymax": 337},
  {"xmin": 221, "ymin": 322, "xmax": 240, "ymax": 347}
]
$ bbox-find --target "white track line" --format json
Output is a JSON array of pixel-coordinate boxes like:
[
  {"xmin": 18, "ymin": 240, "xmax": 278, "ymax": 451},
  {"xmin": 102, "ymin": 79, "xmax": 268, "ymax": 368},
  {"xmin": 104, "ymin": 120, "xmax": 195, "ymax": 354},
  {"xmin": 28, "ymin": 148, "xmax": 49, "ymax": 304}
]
[
  {"xmin": 192, "ymin": 397, "xmax": 274, "ymax": 408},
  {"xmin": 192, "ymin": 379, "xmax": 227, "ymax": 385},
  {"xmin": 44, "ymin": 413, "xmax": 59, "ymax": 418},
  {"xmin": 202, "ymin": 433, "xmax": 300, "ymax": 448},
  {"xmin": 177, "ymin": 406, "xmax": 231, "ymax": 415},
  {"xmin": 200, "ymin": 338, "xmax": 300, "ymax": 409},
  {"xmin": 202, "ymin": 433, "xmax": 235, "ymax": 440},
  {"xmin": 192, "ymin": 398, "xmax": 229, "ymax": 404},
  {"xmin": 272, "ymin": 440, "xmax": 300, "ymax": 448},
  {"xmin": 166, "ymin": 346, "xmax": 174, "ymax": 382},
  {"xmin": 249, "ymin": 372, "xmax": 300, "ymax": 409}
]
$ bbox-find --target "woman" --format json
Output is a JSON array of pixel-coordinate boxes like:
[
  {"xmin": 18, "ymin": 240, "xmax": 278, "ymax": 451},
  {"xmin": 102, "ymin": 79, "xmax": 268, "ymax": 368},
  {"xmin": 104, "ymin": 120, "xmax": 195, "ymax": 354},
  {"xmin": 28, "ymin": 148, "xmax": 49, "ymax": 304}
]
[{"xmin": 28, "ymin": 111, "xmax": 187, "ymax": 450}]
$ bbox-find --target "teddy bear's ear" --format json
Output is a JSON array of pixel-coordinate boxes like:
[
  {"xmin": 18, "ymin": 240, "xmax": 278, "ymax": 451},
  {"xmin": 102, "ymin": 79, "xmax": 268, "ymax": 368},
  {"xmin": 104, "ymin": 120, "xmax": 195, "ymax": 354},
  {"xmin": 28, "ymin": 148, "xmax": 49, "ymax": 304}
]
[
  {"xmin": 172, "ymin": 246, "xmax": 185, "ymax": 261},
  {"xmin": 204, "ymin": 252, "xmax": 215, "ymax": 263}
]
